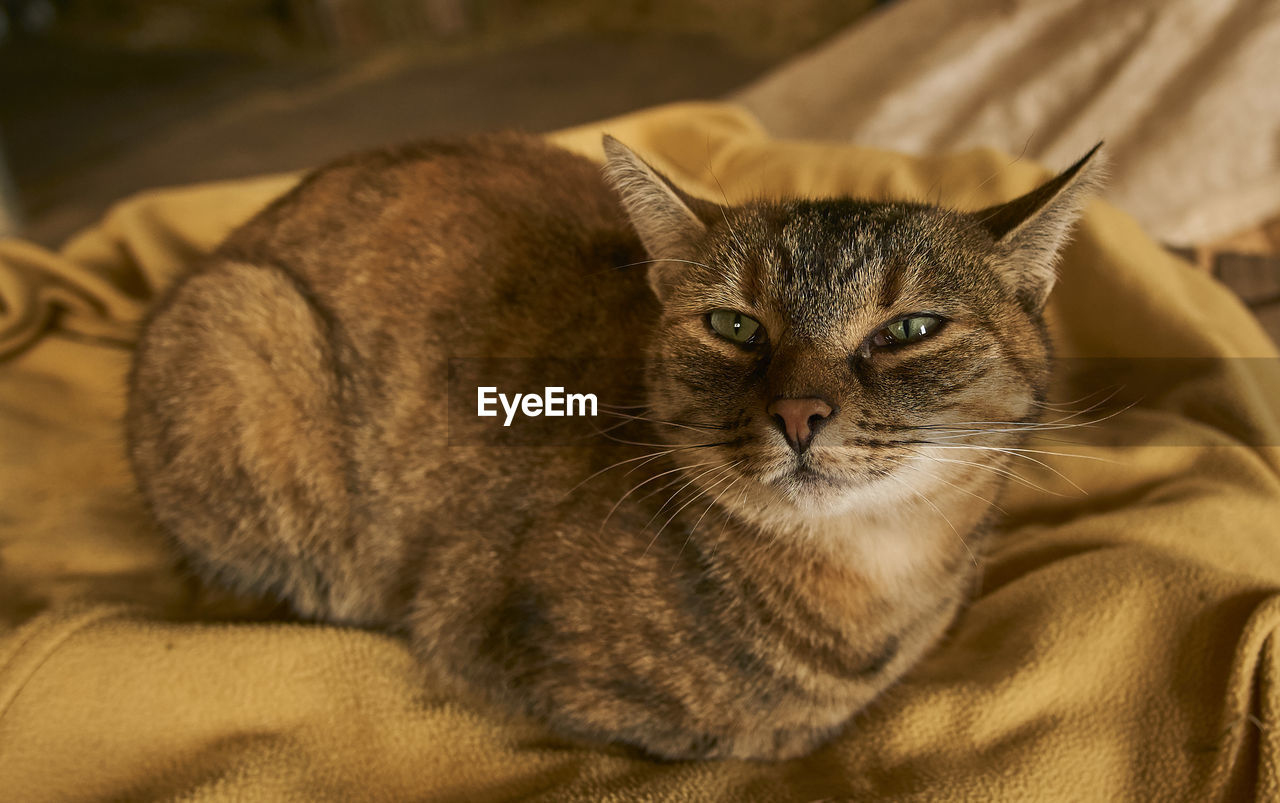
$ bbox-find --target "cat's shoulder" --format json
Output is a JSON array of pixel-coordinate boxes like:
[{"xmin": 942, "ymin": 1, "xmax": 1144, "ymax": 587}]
[
  {"xmin": 221, "ymin": 132, "xmax": 617, "ymax": 257},
  {"xmin": 271, "ymin": 132, "xmax": 600, "ymax": 208}
]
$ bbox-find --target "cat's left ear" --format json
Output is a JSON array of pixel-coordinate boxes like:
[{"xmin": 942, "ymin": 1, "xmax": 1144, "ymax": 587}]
[
  {"xmin": 975, "ymin": 143, "xmax": 1106, "ymax": 310},
  {"xmin": 602, "ymin": 135, "xmax": 711, "ymax": 301}
]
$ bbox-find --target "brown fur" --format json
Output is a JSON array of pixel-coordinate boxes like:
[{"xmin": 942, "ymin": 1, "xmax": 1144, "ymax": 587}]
[{"xmin": 127, "ymin": 132, "xmax": 1101, "ymax": 760}]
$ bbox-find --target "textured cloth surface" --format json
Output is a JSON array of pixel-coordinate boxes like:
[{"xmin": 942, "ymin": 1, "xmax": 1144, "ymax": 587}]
[
  {"xmin": 2, "ymin": 102, "xmax": 1280, "ymax": 800},
  {"xmin": 735, "ymin": 0, "xmax": 1280, "ymax": 247}
]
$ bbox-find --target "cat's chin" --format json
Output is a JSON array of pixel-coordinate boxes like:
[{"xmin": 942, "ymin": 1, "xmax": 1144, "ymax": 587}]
[{"xmin": 744, "ymin": 461, "xmax": 912, "ymax": 521}]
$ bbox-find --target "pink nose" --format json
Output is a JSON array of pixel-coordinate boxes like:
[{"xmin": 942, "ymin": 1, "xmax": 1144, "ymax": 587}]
[{"xmin": 767, "ymin": 397, "xmax": 835, "ymax": 454}]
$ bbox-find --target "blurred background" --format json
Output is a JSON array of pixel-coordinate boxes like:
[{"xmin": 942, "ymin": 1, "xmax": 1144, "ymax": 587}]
[
  {"xmin": 0, "ymin": 0, "xmax": 879, "ymax": 246},
  {"xmin": 2, "ymin": 0, "xmax": 1277, "ymax": 341}
]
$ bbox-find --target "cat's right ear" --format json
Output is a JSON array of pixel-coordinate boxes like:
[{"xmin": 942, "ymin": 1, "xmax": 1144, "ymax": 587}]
[{"xmin": 602, "ymin": 135, "xmax": 707, "ymax": 301}]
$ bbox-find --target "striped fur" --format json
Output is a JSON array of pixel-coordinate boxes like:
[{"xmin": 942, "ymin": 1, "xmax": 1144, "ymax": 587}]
[{"xmin": 127, "ymin": 134, "xmax": 1100, "ymax": 760}]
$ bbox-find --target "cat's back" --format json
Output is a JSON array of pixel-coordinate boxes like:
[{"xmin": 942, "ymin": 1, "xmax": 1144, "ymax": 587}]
[
  {"xmin": 218, "ymin": 133, "xmax": 647, "ymax": 356},
  {"xmin": 128, "ymin": 133, "xmax": 650, "ymax": 623},
  {"xmin": 225, "ymin": 133, "xmax": 629, "ymax": 266}
]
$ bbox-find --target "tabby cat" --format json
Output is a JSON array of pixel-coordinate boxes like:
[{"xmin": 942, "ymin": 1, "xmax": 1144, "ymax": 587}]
[{"xmin": 126, "ymin": 132, "xmax": 1101, "ymax": 760}]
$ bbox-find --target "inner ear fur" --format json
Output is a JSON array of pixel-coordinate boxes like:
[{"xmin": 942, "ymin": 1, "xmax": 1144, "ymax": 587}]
[
  {"xmin": 601, "ymin": 135, "xmax": 720, "ymax": 301},
  {"xmin": 974, "ymin": 143, "xmax": 1106, "ymax": 310}
]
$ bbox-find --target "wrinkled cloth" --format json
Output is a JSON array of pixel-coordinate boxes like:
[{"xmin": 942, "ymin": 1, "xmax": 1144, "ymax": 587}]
[
  {"xmin": 735, "ymin": 0, "xmax": 1280, "ymax": 247},
  {"xmin": 1, "ymin": 102, "xmax": 1279, "ymax": 800}
]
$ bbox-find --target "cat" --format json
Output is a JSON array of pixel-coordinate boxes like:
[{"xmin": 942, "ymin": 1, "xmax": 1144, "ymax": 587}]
[{"xmin": 126, "ymin": 131, "xmax": 1101, "ymax": 761}]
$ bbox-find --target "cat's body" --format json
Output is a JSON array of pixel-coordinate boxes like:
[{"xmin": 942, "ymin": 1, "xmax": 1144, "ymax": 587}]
[{"xmin": 127, "ymin": 133, "xmax": 1100, "ymax": 760}]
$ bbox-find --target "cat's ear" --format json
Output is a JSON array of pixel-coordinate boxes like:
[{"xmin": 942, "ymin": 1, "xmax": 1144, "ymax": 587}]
[
  {"xmin": 602, "ymin": 135, "xmax": 708, "ymax": 301},
  {"xmin": 975, "ymin": 143, "xmax": 1106, "ymax": 309}
]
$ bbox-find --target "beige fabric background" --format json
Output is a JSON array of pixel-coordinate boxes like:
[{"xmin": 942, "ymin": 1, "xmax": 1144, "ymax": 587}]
[
  {"xmin": 736, "ymin": 0, "xmax": 1280, "ymax": 247},
  {"xmin": 1, "ymin": 103, "xmax": 1280, "ymax": 800}
]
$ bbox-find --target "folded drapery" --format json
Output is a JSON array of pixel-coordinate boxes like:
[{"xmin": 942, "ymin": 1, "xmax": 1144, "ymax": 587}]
[
  {"xmin": 1, "ymin": 102, "xmax": 1278, "ymax": 800},
  {"xmin": 736, "ymin": 0, "xmax": 1280, "ymax": 248}
]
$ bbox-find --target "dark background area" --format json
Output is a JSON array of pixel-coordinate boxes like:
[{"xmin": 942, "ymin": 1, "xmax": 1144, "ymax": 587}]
[{"xmin": 0, "ymin": 0, "xmax": 878, "ymax": 246}]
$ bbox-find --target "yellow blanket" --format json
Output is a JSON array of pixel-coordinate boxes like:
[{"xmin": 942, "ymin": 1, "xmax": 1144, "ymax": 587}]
[{"xmin": 2, "ymin": 103, "xmax": 1278, "ymax": 801}]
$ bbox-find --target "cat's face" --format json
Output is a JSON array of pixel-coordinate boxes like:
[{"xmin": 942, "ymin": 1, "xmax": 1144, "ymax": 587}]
[
  {"xmin": 642, "ymin": 200, "xmax": 1051, "ymax": 518},
  {"xmin": 603, "ymin": 136, "xmax": 1101, "ymax": 523}
]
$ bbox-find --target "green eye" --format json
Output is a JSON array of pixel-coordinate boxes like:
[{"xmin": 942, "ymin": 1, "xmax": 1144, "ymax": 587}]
[
  {"xmin": 871, "ymin": 314, "xmax": 944, "ymax": 349},
  {"xmin": 708, "ymin": 309, "xmax": 762, "ymax": 345}
]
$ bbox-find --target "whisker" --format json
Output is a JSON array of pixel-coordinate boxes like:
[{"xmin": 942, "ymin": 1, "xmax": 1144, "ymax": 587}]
[
  {"xmin": 565, "ymin": 436, "xmax": 736, "ymax": 502},
  {"xmin": 689, "ymin": 472, "xmax": 746, "ymax": 542},
  {"xmin": 672, "ymin": 470, "xmax": 746, "ymax": 570},
  {"xmin": 911, "ymin": 463, "xmax": 1007, "ymax": 515},
  {"xmin": 646, "ymin": 460, "xmax": 738, "ymax": 529},
  {"xmin": 595, "ymin": 408, "xmax": 732, "ymax": 432},
  {"xmin": 966, "ymin": 133, "xmax": 1033, "ymax": 204},
  {"xmin": 902, "ymin": 430, "xmax": 1099, "ymax": 447},
  {"xmin": 560, "ymin": 448, "xmax": 675, "ymax": 500},
  {"xmin": 917, "ymin": 491, "xmax": 978, "ymax": 566},
  {"xmin": 1019, "ymin": 432, "xmax": 1101, "ymax": 446},
  {"xmin": 884, "ymin": 472, "xmax": 978, "ymax": 566},
  {"xmin": 645, "ymin": 461, "xmax": 742, "ymax": 558},
  {"xmin": 905, "ymin": 410, "xmax": 1125, "ymax": 440},
  {"xmin": 925, "ymin": 444, "xmax": 1087, "ymax": 494},
  {"xmin": 585, "ymin": 413, "xmax": 641, "ymax": 437},
  {"xmin": 658, "ymin": 463, "xmax": 740, "ymax": 535},
  {"xmin": 704, "ymin": 143, "xmax": 750, "ymax": 259},
  {"xmin": 606, "ymin": 257, "xmax": 718, "ymax": 275},
  {"xmin": 635, "ymin": 472, "xmax": 691, "ymax": 504},
  {"xmin": 908, "ymin": 451, "xmax": 1067, "ymax": 497},
  {"xmin": 919, "ymin": 443, "xmax": 1116, "ymax": 463},
  {"xmin": 1029, "ymin": 385, "xmax": 1123, "ymax": 413},
  {"xmin": 711, "ymin": 486, "xmax": 750, "ymax": 559},
  {"xmin": 599, "ymin": 459, "xmax": 723, "ymax": 534},
  {"xmin": 590, "ymin": 428, "xmax": 733, "ymax": 449},
  {"xmin": 909, "ymin": 393, "xmax": 1134, "ymax": 435}
]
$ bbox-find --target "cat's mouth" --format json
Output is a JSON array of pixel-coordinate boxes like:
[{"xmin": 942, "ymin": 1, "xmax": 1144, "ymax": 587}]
[
  {"xmin": 759, "ymin": 448, "xmax": 892, "ymax": 505},
  {"xmin": 775, "ymin": 455, "xmax": 843, "ymax": 489},
  {"xmin": 791, "ymin": 461, "xmax": 829, "ymax": 481}
]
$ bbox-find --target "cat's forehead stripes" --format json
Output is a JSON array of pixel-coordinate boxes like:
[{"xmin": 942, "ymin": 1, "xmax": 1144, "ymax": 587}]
[{"xmin": 720, "ymin": 201, "xmax": 957, "ymax": 341}]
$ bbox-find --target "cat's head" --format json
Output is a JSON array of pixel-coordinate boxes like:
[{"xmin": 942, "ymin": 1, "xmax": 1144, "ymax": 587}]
[{"xmin": 603, "ymin": 136, "xmax": 1102, "ymax": 526}]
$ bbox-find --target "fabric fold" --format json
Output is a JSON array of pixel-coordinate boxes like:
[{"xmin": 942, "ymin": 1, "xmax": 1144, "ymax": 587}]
[{"xmin": 2, "ymin": 101, "xmax": 1278, "ymax": 800}]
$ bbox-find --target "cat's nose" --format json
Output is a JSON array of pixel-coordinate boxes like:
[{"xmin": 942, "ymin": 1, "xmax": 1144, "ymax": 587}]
[{"xmin": 767, "ymin": 397, "xmax": 835, "ymax": 455}]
